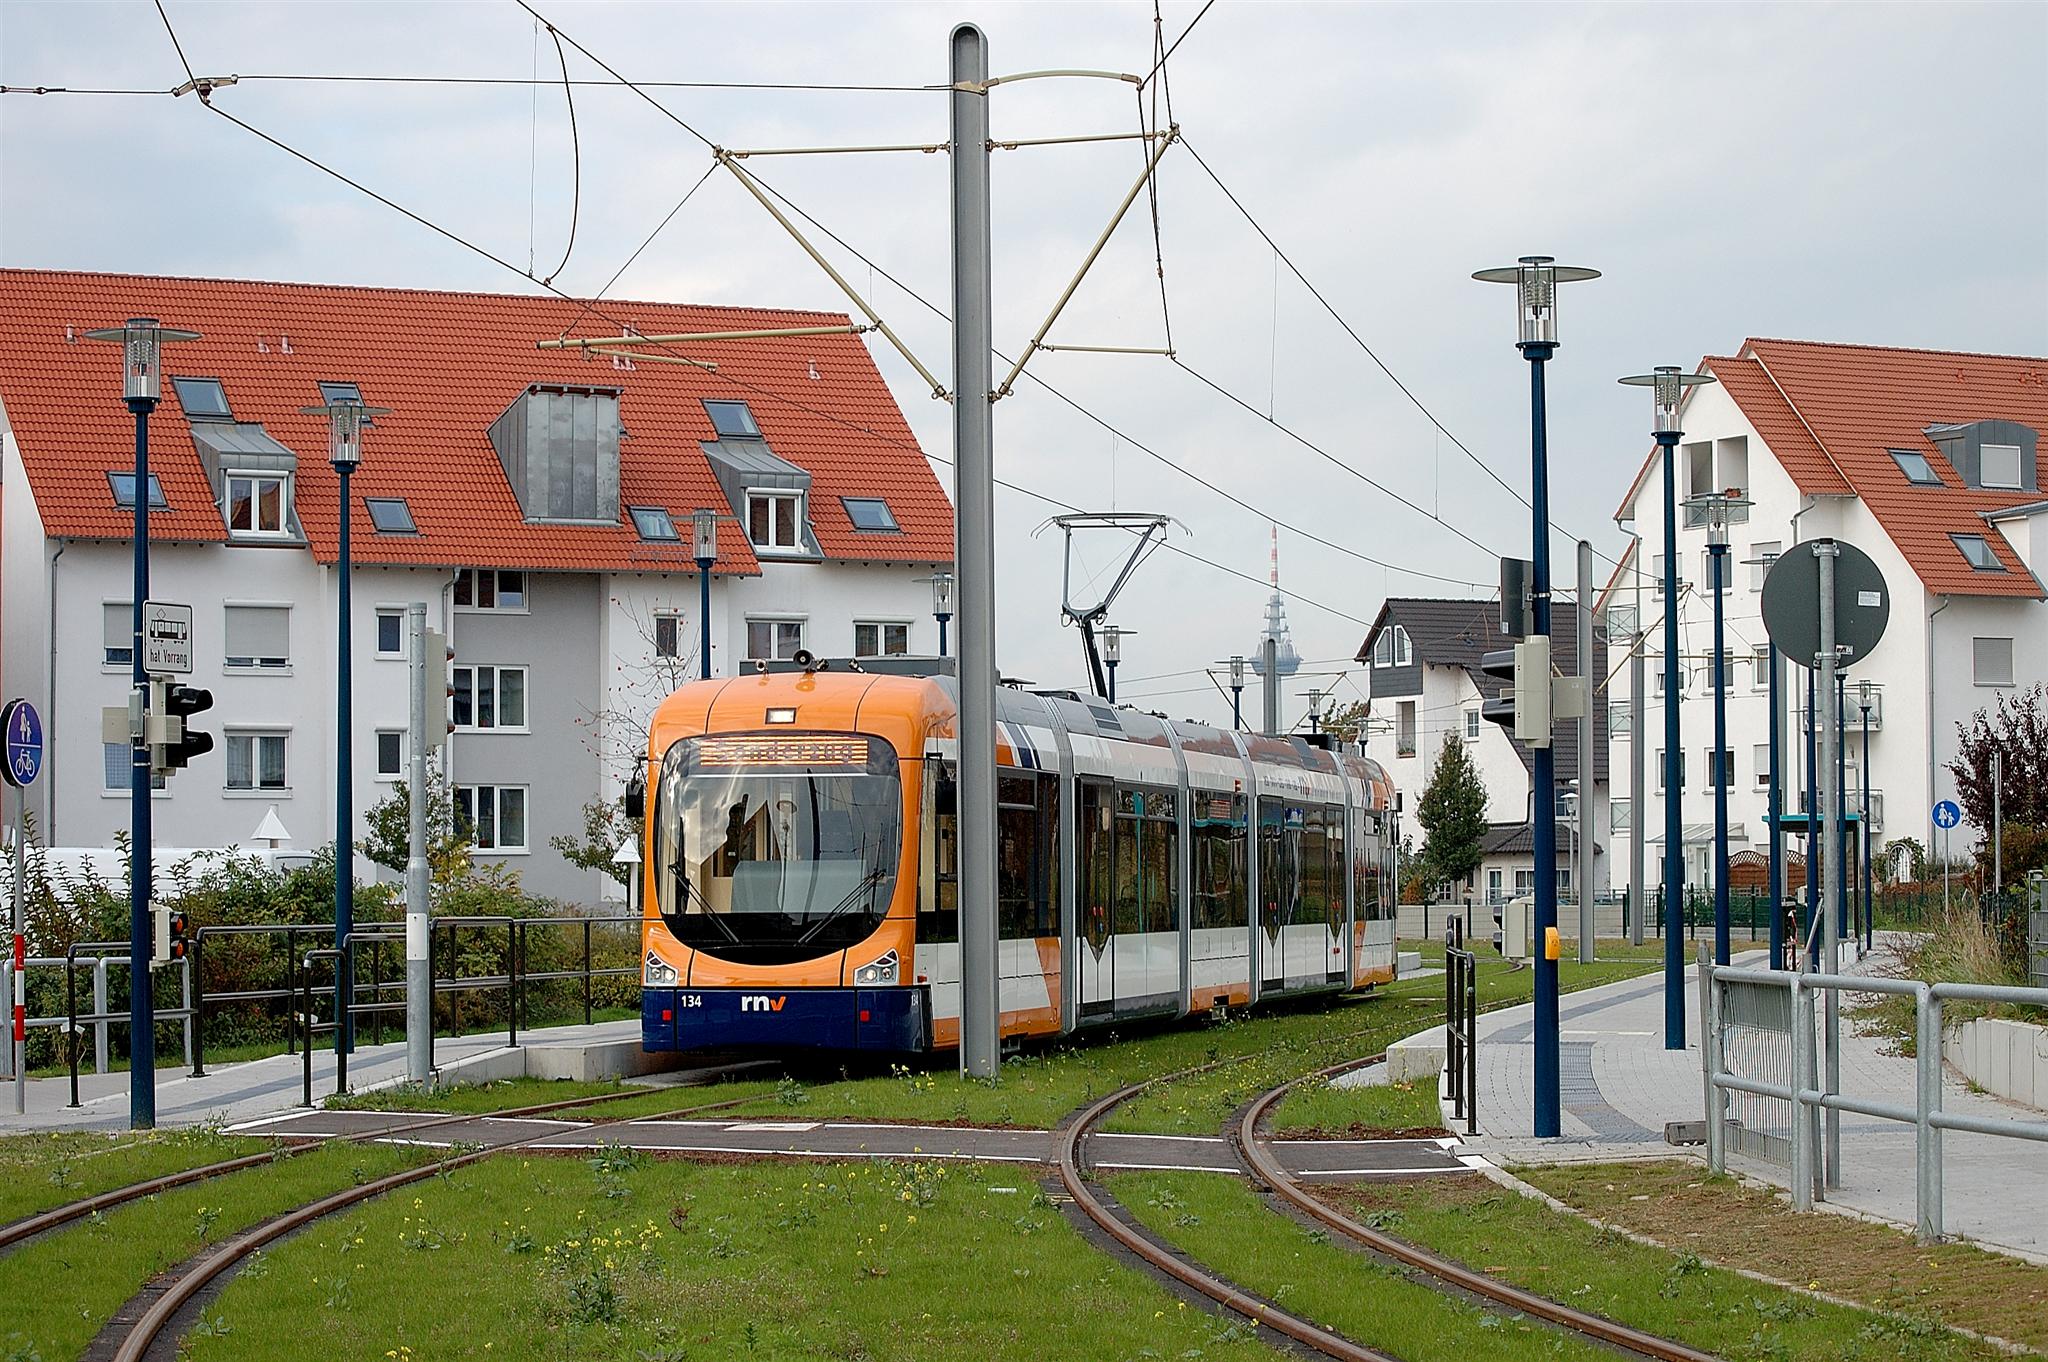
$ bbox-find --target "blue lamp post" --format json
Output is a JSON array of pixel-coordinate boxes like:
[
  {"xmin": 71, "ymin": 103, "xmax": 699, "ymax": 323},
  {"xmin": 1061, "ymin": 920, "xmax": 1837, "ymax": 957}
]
[
  {"xmin": 1619, "ymin": 365, "xmax": 1717, "ymax": 1050},
  {"xmin": 1475, "ymin": 255, "xmax": 1600, "ymax": 1138},
  {"xmin": 1686, "ymin": 489, "xmax": 1752, "ymax": 967},
  {"xmin": 931, "ymin": 571, "xmax": 955, "ymax": 658},
  {"xmin": 692, "ymin": 509, "xmax": 717, "ymax": 681},
  {"xmin": 303, "ymin": 396, "xmax": 390, "ymax": 1058},
  {"xmin": 83, "ymin": 317, "xmax": 199, "ymax": 1129}
]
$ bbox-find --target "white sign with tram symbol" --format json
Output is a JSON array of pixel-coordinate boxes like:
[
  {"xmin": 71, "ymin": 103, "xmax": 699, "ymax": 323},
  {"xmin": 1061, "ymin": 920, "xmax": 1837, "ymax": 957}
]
[{"xmin": 143, "ymin": 600, "xmax": 194, "ymax": 675}]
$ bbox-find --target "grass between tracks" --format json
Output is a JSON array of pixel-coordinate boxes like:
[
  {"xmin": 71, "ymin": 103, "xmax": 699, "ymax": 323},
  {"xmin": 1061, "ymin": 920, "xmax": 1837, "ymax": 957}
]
[
  {"xmin": 0, "ymin": 1127, "xmax": 271, "ymax": 1225},
  {"xmin": 1518, "ymin": 1162, "xmax": 2048, "ymax": 1355},
  {"xmin": 0, "ymin": 1140, "xmax": 432, "ymax": 1362},
  {"xmin": 182, "ymin": 1153, "xmax": 1276, "ymax": 1362}
]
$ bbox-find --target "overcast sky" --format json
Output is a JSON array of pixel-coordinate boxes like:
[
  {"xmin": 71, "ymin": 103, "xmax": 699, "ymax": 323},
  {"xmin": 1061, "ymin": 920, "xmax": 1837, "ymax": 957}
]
[{"xmin": 5, "ymin": 1, "xmax": 2044, "ymax": 724}]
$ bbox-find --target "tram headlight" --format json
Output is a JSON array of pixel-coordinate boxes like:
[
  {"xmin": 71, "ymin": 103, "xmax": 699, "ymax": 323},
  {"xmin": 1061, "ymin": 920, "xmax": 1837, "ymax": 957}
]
[
  {"xmin": 853, "ymin": 949, "xmax": 900, "ymax": 987},
  {"xmin": 644, "ymin": 952, "xmax": 680, "ymax": 987}
]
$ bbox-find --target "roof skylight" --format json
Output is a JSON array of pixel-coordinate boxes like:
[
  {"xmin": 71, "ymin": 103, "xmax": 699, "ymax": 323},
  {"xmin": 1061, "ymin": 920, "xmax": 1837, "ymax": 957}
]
[
  {"xmin": 107, "ymin": 471, "xmax": 168, "ymax": 509},
  {"xmin": 629, "ymin": 505, "xmax": 679, "ymax": 541},
  {"xmin": 318, "ymin": 381, "xmax": 363, "ymax": 404},
  {"xmin": 841, "ymin": 497, "xmax": 899, "ymax": 532},
  {"xmin": 1952, "ymin": 533, "xmax": 2003, "ymax": 571},
  {"xmin": 1888, "ymin": 449, "xmax": 1942, "ymax": 486},
  {"xmin": 171, "ymin": 376, "xmax": 231, "ymax": 421},
  {"xmin": 704, "ymin": 399, "xmax": 761, "ymax": 440},
  {"xmin": 364, "ymin": 497, "xmax": 417, "ymax": 534}
]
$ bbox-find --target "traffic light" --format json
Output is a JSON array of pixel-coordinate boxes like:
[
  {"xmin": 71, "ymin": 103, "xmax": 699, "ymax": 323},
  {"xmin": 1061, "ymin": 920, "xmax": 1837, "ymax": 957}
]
[
  {"xmin": 425, "ymin": 629, "xmax": 455, "ymax": 749},
  {"xmin": 150, "ymin": 681, "xmax": 216, "ymax": 773},
  {"xmin": 1479, "ymin": 637, "xmax": 1552, "ymax": 746},
  {"xmin": 150, "ymin": 905, "xmax": 190, "ymax": 965}
]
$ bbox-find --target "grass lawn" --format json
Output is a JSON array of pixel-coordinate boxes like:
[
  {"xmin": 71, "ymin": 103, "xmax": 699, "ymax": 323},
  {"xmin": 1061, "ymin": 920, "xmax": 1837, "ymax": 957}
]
[
  {"xmin": 1320, "ymin": 1172, "xmax": 2018, "ymax": 1362},
  {"xmin": 327, "ymin": 1074, "xmax": 791, "ymax": 1122},
  {"xmin": 185, "ymin": 1153, "xmax": 1279, "ymax": 1362},
  {"xmin": 0, "ymin": 1127, "xmax": 274, "ymax": 1226},
  {"xmin": 0, "ymin": 1140, "xmax": 432, "ymax": 1362},
  {"xmin": 1113, "ymin": 1169, "xmax": 1614, "ymax": 1362},
  {"xmin": 1267, "ymin": 1069, "xmax": 1443, "ymax": 1137},
  {"xmin": 1519, "ymin": 1162, "xmax": 2048, "ymax": 1355}
]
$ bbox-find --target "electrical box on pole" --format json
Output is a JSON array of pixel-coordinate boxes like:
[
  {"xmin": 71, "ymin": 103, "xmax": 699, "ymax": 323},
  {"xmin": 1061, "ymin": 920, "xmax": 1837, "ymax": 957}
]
[
  {"xmin": 1498, "ymin": 557, "xmax": 1533, "ymax": 640},
  {"xmin": 1480, "ymin": 638, "xmax": 1552, "ymax": 745},
  {"xmin": 149, "ymin": 904, "xmax": 188, "ymax": 966}
]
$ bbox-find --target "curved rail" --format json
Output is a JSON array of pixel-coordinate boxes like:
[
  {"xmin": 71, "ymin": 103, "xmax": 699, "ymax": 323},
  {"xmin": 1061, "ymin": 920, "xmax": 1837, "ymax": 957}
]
[{"xmin": 1235, "ymin": 1058, "xmax": 1718, "ymax": 1362}]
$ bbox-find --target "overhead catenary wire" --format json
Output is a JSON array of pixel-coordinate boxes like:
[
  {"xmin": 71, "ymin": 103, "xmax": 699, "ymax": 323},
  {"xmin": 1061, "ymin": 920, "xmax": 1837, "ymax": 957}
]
[{"xmin": 535, "ymin": 22, "xmax": 580, "ymax": 287}]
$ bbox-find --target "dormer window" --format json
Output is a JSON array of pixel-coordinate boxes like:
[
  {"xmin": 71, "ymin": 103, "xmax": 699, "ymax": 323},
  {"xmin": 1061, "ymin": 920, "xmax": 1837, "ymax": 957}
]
[
  {"xmin": 108, "ymin": 471, "xmax": 168, "ymax": 509},
  {"xmin": 1981, "ymin": 444, "xmax": 2023, "ymax": 490},
  {"xmin": 1888, "ymin": 449, "xmax": 1941, "ymax": 486},
  {"xmin": 629, "ymin": 506, "xmax": 678, "ymax": 541},
  {"xmin": 705, "ymin": 400, "xmax": 762, "ymax": 440},
  {"xmin": 1951, "ymin": 533, "xmax": 2003, "ymax": 572},
  {"xmin": 171, "ymin": 376, "xmax": 232, "ymax": 421},
  {"xmin": 226, "ymin": 471, "xmax": 290, "ymax": 537},
  {"xmin": 748, "ymin": 491, "xmax": 803, "ymax": 552}
]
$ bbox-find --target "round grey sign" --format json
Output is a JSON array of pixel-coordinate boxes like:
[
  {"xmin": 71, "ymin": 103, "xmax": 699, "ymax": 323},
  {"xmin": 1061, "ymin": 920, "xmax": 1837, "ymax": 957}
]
[{"xmin": 1761, "ymin": 538, "xmax": 1890, "ymax": 669}]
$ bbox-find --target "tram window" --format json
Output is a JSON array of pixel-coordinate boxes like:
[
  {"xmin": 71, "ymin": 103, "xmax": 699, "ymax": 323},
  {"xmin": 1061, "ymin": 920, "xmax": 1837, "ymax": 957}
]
[
  {"xmin": 1113, "ymin": 809, "xmax": 1141, "ymax": 934},
  {"xmin": 1192, "ymin": 793, "xmax": 1243, "ymax": 930},
  {"xmin": 1300, "ymin": 808, "xmax": 1330, "ymax": 926},
  {"xmin": 1142, "ymin": 805, "xmax": 1176, "ymax": 934},
  {"xmin": 997, "ymin": 774, "xmax": 1057, "ymax": 939},
  {"xmin": 1327, "ymin": 807, "xmax": 1347, "ymax": 932},
  {"xmin": 1259, "ymin": 798, "xmax": 1290, "ymax": 935},
  {"xmin": 1081, "ymin": 784, "xmax": 1114, "ymax": 950},
  {"xmin": 919, "ymin": 762, "xmax": 959, "ymax": 944}
]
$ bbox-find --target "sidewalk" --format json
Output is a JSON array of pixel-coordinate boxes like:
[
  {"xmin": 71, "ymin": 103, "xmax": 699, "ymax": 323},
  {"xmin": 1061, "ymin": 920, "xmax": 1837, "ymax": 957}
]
[
  {"xmin": 1450, "ymin": 949, "xmax": 2048, "ymax": 1261},
  {"xmin": 0, "ymin": 1017, "xmax": 647, "ymax": 1134}
]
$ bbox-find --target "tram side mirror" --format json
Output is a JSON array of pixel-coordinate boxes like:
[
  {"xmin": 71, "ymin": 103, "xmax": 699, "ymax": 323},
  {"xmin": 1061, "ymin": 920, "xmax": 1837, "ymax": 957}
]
[{"xmin": 624, "ymin": 768, "xmax": 646, "ymax": 821}]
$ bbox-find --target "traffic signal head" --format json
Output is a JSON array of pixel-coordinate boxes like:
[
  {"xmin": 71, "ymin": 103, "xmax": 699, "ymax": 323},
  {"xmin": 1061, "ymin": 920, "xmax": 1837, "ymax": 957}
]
[
  {"xmin": 1478, "ymin": 637, "xmax": 1552, "ymax": 747},
  {"xmin": 425, "ymin": 629, "xmax": 454, "ymax": 749},
  {"xmin": 159, "ymin": 683, "xmax": 215, "ymax": 771}
]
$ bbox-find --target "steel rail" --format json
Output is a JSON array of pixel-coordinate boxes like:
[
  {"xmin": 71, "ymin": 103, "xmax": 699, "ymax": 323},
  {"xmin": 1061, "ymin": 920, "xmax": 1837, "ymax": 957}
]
[{"xmin": 1235, "ymin": 1057, "xmax": 1719, "ymax": 1362}]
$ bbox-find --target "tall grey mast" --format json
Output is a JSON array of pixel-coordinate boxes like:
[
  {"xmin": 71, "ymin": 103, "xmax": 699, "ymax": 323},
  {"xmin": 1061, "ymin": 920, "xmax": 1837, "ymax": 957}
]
[{"xmin": 950, "ymin": 23, "xmax": 999, "ymax": 1079}]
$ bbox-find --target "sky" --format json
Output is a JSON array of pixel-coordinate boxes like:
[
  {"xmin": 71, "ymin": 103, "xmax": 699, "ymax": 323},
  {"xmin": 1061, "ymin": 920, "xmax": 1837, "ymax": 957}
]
[{"xmin": 4, "ymin": 1, "xmax": 2045, "ymax": 727}]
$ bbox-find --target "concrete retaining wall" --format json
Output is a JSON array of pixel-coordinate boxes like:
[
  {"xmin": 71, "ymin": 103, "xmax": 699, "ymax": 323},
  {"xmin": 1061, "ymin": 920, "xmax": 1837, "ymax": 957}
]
[{"xmin": 1943, "ymin": 1016, "xmax": 2048, "ymax": 1112}]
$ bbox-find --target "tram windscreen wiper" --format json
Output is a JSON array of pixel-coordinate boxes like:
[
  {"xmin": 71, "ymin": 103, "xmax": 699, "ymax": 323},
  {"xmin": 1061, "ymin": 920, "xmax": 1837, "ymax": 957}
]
[
  {"xmin": 669, "ymin": 860, "xmax": 741, "ymax": 945},
  {"xmin": 793, "ymin": 860, "xmax": 890, "ymax": 947}
]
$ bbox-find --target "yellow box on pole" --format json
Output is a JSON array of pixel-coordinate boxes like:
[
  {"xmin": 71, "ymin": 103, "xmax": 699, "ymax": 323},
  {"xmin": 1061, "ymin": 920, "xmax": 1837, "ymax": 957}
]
[{"xmin": 1545, "ymin": 926, "xmax": 1562, "ymax": 961}]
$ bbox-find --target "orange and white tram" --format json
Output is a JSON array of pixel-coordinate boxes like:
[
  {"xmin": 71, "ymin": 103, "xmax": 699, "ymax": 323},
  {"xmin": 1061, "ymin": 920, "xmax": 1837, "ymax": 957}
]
[{"xmin": 637, "ymin": 660, "xmax": 1399, "ymax": 1054}]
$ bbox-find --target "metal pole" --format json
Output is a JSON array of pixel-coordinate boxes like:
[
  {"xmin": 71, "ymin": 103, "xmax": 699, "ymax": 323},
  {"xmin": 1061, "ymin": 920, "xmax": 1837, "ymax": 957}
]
[
  {"xmin": 1700, "ymin": 947, "xmax": 1722, "ymax": 1172},
  {"xmin": 1806, "ymin": 667, "xmax": 1819, "ymax": 967},
  {"xmin": 1861, "ymin": 703, "xmax": 1872, "ymax": 952},
  {"xmin": 1262, "ymin": 635, "xmax": 1279, "ymax": 737},
  {"xmin": 1993, "ymin": 750, "xmax": 2003, "ymax": 897},
  {"xmin": 698, "ymin": 558, "xmax": 713, "ymax": 680},
  {"xmin": 1231, "ymin": 684, "xmax": 1243, "ymax": 731},
  {"xmin": 1920, "ymin": 988, "xmax": 1944, "ymax": 1243},
  {"xmin": 127, "ymin": 396, "xmax": 156, "ymax": 1129},
  {"xmin": 1768, "ymin": 643, "xmax": 1784, "ymax": 968},
  {"xmin": 1106, "ymin": 659, "xmax": 1117, "ymax": 705},
  {"xmin": 1816, "ymin": 539, "xmax": 1842, "ymax": 1187},
  {"xmin": 406, "ymin": 602, "xmax": 433, "ymax": 1082},
  {"xmin": 1525, "ymin": 343, "xmax": 1560, "ymax": 1137},
  {"xmin": 1577, "ymin": 539, "xmax": 1594, "ymax": 963},
  {"xmin": 11, "ymin": 788, "xmax": 23, "ymax": 1113},
  {"xmin": 1790, "ymin": 975, "xmax": 1815, "ymax": 1211},
  {"xmin": 937, "ymin": 614, "xmax": 949, "ymax": 657},
  {"xmin": 335, "ymin": 465, "xmax": 355, "ymax": 1056},
  {"xmin": 1630, "ymin": 549, "xmax": 1645, "ymax": 946},
  {"xmin": 950, "ymin": 22, "xmax": 999, "ymax": 1080},
  {"xmin": 1711, "ymin": 540, "xmax": 1730, "ymax": 966},
  {"xmin": 1658, "ymin": 431, "xmax": 1684, "ymax": 1049},
  {"xmin": 1837, "ymin": 675, "xmax": 1849, "ymax": 950}
]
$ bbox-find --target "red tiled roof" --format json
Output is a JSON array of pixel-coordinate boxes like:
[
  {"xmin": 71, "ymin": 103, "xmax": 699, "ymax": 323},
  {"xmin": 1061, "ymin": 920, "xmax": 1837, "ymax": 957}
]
[
  {"xmin": 0, "ymin": 269, "xmax": 954, "ymax": 573},
  {"xmin": 1741, "ymin": 338, "xmax": 2045, "ymax": 597}
]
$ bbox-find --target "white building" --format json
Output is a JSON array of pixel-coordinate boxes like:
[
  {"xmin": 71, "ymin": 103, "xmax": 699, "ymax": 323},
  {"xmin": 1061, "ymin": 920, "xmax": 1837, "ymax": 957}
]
[
  {"xmin": 1605, "ymin": 338, "xmax": 2046, "ymax": 898},
  {"xmin": 0, "ymin": 270, "xmax": 954, "ymax": 901},
  {"xmin": 1358, "ymin": 599, "xmax": 1609, "ymax": 904}
]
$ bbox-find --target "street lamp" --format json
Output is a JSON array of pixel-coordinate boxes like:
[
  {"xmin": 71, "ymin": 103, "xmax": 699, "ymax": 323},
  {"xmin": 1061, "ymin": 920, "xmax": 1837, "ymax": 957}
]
[
  {"xmin": 1475, "ymin": 255, "xmax": 1598, "ymax": 1140},
  {"xmin": 1563, "ymin": 781, "xmax": 1581, "ymax": 911},
  {"xmin": 1686, "ymin": 488, "xmax": 1752, "ymax": 968},
  {"xmin": 931, "ymin": 570, "xmax": 955, "ymax": 657},
  {"xmin": 1619, "ymin": 365, "xmax": 1717, "ymax": 1050},
  {"xmin": 1306, "ymin": 688, "xmax": 1325, "ymax": 736},
  {"xmin": 692, "ymin": 509, "xmax": 718, "ymax": 681},
  {"xmin": 1100, "ymin": 624, "xmax": 1130, "ymax": 704},
  {"xmin": 303, "ymin": 396, "xmax": 392, "ymax": 1058},
  {"xmin": 1855, "ymin": 679, "xmax": 1880, "ymax": 953},
  {"xmin": 1226, "ymin": 655, "xmax": 1247, "ymax": 731},
  {"xmin": 82, "ymin": 317, "xmax": 199, "ymax": 1130}
]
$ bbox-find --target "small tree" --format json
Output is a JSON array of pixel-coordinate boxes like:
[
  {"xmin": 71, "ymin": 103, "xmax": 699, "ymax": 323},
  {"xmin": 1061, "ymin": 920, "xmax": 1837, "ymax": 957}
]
[
  {"xmin": 550, "ymin": 796, "xmax": 636, "ymax": 887},
  {"xmin": 358, "ymin": 769, "xmax": 472, "ymax": 884},
  {"xmin": 1415, "ymin": 734, "xmax": 1488, "ymax": 897},
  {"xmin": 1321, "ymin": 699, "xmax": 1369, "ymax": 743},
  {"xmin": 1947, "ymin": 681, "xmax": 2048, "ymax": 876}
]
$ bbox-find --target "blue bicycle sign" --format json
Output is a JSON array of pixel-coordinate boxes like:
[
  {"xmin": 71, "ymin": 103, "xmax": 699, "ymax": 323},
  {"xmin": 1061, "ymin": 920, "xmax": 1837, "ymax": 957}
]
[
  {"xmin": 1932, "ymin": 799, "xmax": 1961, "ymax": 830},
  {"xmin": 1, "ymin": 699, "xmax": 42, "ymax": 789}
]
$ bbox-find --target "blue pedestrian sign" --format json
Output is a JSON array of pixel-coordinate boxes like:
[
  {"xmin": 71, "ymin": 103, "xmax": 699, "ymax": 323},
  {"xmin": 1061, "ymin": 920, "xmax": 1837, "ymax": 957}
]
[
  {"xmin": 1, "ymin": 699, "xmax": 42, "ymax": 789},
  {"xmin": 1932, "ymin": 799, "xmax": 1961, "ymax": 830}
]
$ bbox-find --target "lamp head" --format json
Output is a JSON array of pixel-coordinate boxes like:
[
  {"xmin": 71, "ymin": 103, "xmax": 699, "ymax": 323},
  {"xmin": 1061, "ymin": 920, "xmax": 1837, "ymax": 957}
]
[
  {"xmin": 1619, "ymin": 365, "xmax": 1716, "ymax": 437},
  {"xmin": 299, "ymin": 398, "xmax": 393, "ymax": 470},
  {"xmin": 930, "ymin": 570, "xmax": 954, "ymax": 618},
  {"xmin": 692, "ymin": 507, "xmax": 719, "ymax": 562},
  {"xmin": 1472, "ymin": 255, "xmax": 1600, "ymax": 347},
  {"xmin": 1228, "ymin": 655, "xmax": 1246, "ymax": 689},
  {"xmin": 82, "ymin": 317, "xmax": 201, "ymax": 402}
]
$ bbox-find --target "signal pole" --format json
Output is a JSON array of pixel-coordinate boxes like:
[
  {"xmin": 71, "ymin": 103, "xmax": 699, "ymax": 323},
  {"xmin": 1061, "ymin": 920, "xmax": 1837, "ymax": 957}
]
[{"xmin": 950, "ymin": 22, "xmax": 999, "ymax": 1080}]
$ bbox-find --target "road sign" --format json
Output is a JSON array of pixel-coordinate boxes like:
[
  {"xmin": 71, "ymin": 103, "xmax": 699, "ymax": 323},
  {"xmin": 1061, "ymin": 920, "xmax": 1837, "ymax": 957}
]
[
  {"xmin": 1, "ymin": 699, "xmax": 42, "ymax": 789},
  {"xmin": 1760, "ymin": 539, "xmax": 1890, "ymax": 669},
  {"xmin": 1933, "ymin": 800, "xmax": 1961, "ymax": 830},
  {"xmin": 143, "ymin": 601, "xmax": 194, "ymax": 675}
]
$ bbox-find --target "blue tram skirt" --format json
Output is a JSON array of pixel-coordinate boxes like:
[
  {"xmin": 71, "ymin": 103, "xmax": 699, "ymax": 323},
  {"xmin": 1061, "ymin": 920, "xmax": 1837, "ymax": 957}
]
[{"xmin": 643, "ymin": 986, "xmax": 928, "ymax": 1053}]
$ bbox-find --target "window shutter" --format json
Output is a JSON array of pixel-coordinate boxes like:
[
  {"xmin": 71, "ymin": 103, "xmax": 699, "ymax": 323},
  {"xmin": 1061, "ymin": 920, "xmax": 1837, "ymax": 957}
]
[
  {"xmin": 225, "ymin": 605, "xmax": 289, "ymax": 663},
  {"xmin": 104, "ymin": 603, "xmax": 129, "ymax": 650}
]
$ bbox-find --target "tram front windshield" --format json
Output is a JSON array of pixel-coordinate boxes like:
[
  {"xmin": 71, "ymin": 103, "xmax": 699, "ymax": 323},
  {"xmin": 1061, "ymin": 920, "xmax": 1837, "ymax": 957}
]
[{"xmin": 654, "ymin": 733, "xmax": 902, "ymax": 963}]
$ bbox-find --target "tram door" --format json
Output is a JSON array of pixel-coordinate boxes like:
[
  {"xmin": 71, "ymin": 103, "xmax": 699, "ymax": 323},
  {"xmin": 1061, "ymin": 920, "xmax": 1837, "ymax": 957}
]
[
  {"xmin": 1257, "ymin": 797, "xmax": 1293, "ymax": 991},
  {"xmin": 1077, "ymin": 780, "xmax": 1116, "ymax": 1019}
]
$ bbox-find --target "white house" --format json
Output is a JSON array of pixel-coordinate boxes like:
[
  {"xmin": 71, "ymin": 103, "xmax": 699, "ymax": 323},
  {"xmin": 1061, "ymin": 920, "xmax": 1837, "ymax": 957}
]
[
  {"xmin": 1605, "ymin": 338, "xmax": 2046, "ymax": 898},
  {"xmin": 0, "ymin": 270, "xmax": 954, "ymax": 901}
]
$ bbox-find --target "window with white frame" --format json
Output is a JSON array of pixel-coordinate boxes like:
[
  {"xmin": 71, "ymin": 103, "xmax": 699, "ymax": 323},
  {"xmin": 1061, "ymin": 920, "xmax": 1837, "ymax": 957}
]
[
  {"xmin": 1701, "ymin": 550, "xmax": 1729, "ymax": 594},
  {"xmin": 747, "ymin": 492, "xmax": 804, "ymax": 552},
  {"xmin": 1980, "ymin": 444, "xmax": 2023, "ymax": 490},
  {"xmin": 654, "ymin": 614, "xmax": 682, "ymax": 660},
  {"xmin": 1707, "ymin": 747, "xmax": 1735, "ymax": 791},
  {"xmin": 1487, "ymin": 868, "xmax": 1504, "ymax": 901},
  {"xmin": 454, "ymin": 569, "xmax": 527, "ymax": 611},
  {"xmin": 746, "ymin": 618, "xmax": 805, "ymax": 661},
  {"xmin": 223, "ymin": 604, "xmax": 290, "ymax": 670},
  {"xmin": 1697, "ymin": 648, "xmax": 1734, "ymax": 691},
  {"xmin": 1609, "ymin": 701, "xmax": 1631, "ymax": 737},
  {"xmin": 375, "ymin": 729, "xmax": 405, "ymax": 779},
  {"xmin": 1612, "ymin": 798, "xmax": 1632, "ymax": 831},
  {"xmin": 1753, "ymin": 743, "xmax": 1771, "ymax": 788},
  {"xmin": 456, "ymin": 784, "xmax": 528, "ymax": 852},
  {"xmin": 1750, "ymin": 541, "xmax": 1781, "ymax": 590},
  {"xmin": 1371, "ymin": 630, "xmax": 1394, "ymax": 667},
  {"xmin": 452, "ymin": 665, "xmax": 528, "ymax": 730},
  {"xmin": 1514, "ymin": 868, "xmax": 1535, "ymax": 896},
  {"xmin": 225, "ymin": 730, "xmax": 288, "ymax": 791},
  {"xmin": 1393, "ymin": 626, "xmax": 1412, "ymax": 666},
  {"xmin": 1657, "ymin": 749, "xmax": 1686, "ymax": 791},
  {"xmin": 225, "ymin": 471, "xmax": 290, "ymax": 537},
  {"xmin": 854, "ymin": 622, "xmax": 909, "ymax": 657},
  {"xmin": 1973, "ymin": 637, "xmax": 2015, "ymax": 687},
  {"xmin": 1463, "ymin": 708, "xmax": 1481, "ymax": 740},
  {"xmin": 1752, "ymin": 643, "xmax": 1771, "ymax": 691},
  {"xmin": 103, "ymin": 602, "xmax": 133, "ymax": 667},
  {"xmin": 1396, "ymin": 701, "xmax": 1417, "ymax": 757},
  {"xmin": 376, "ymin": 609, "xmax": 405, "ymax": 658},
  {"xmin": 103, "ymin": 743, "xmax": 165, "ymax": 792}
]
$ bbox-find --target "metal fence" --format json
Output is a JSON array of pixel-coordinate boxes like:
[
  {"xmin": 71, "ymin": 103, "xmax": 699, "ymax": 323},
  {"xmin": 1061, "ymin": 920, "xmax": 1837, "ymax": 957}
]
[{"xmin": 1699, "ymin": 954, "xmax": 2048, "ymax": 1244}]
